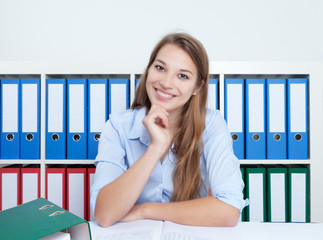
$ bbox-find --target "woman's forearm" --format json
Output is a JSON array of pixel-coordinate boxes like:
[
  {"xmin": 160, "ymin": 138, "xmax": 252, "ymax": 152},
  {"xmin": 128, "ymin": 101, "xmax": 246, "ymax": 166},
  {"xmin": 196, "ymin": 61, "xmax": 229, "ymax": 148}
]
[
  {"xmin": 142, "ymin": 196, "xmax": 240, "ymax": 227},
  {"xmin": 94, "ymin": 145, "xmax": 163, "ymax": 227}
]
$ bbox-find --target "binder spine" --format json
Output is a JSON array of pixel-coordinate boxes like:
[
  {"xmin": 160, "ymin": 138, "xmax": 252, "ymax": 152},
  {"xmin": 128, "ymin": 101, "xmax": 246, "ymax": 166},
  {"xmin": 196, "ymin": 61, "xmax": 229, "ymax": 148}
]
[
  {"xmin": 266, "ymin": 79, "xmax": 287, "ymax": 159},
  {"xmin": 287, "ymin": 78, "xmax": 308, "ymax": 159},
  {"xmin": 88, "ymin": 79, "xmax": 108, "ymax": 160},
  {"xmin": 20, "ymin": 78, "xmax": 41, "ymax": 159},
  {"xmin": 108, "ymin": 78, "xmax": 130, "ymax": 115},
  {"xmin": 224, "ymin": 78, "xmax": 245, "ymax": 159},
  {"xmin": 245, "ymin": 79, "xmax": 266, "ymax": 159},
  {"xmin": 67, "ymin": 79, "xmax": 88, "ymax": 159},
  {"xmin": 46, "ymin": 79, "xmax": 67, "ymax": 159}
]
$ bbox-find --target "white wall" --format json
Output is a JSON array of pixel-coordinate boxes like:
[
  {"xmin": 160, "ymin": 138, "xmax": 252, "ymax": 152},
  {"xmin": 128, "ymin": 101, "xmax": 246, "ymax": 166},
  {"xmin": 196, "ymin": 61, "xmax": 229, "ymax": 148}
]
[{"xmin": 0, "ymin": 0, "xmax": 322, "ymax": 62}]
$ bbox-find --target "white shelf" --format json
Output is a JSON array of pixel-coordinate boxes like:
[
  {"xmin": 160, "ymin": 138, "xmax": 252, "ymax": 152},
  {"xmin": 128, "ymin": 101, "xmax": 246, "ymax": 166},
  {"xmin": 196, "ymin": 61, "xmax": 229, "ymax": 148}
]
[
  {"xmin": 0, "ymin": 61, "xmax": 322, "ymax": 222},
  {"xmin": 239, "ymin": 160, "xmax": 311, "ymax": 165}
]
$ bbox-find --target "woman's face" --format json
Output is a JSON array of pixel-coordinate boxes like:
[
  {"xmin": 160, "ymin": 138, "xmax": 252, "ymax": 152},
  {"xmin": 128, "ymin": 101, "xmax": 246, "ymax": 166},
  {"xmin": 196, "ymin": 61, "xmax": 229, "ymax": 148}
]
[{"xmin": 146, "ymin": 43, "xmax": 202, "ymax": 117}]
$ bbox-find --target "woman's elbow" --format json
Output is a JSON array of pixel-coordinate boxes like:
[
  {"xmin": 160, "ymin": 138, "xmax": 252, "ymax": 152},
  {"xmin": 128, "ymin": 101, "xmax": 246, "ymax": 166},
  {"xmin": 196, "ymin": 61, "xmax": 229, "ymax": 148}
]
[
  {"xmin": 220, "ymin": 208, "xmax": 240, "ymax": 227},
  {"xmin": 94, "ymin": 208, "xmax": 117, "ymax": 228}
]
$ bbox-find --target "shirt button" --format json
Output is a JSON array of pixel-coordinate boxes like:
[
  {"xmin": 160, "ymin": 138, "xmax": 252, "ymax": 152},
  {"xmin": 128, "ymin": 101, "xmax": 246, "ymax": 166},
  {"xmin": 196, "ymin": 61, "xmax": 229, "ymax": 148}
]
[{"xmin": 158, "ymin": 185, "xmax": 163, "ymax": 191}]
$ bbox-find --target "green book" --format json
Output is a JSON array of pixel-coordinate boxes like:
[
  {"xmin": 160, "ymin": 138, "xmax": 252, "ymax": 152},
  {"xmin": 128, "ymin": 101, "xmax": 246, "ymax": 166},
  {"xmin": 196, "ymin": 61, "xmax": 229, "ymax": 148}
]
[
  {"xmin": 288, "ymin": 167, "xmax": 310, "ymax": 222},
  {"xmin": 245, "ymin": 168, "xmax": 267, "ymax": 222},
  {"xmin": 0, "ymin": 198, "xmax": 91, "ymax": 240},
  {"xmin": 267, "ymin": 168, "xmax": 288, "ymax": 222}
]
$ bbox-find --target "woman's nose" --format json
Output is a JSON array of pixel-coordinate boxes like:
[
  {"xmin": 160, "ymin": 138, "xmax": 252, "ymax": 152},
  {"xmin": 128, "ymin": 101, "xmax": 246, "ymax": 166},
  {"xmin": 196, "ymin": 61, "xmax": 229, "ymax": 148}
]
[{"xmin": 160, "ymin": 74, "xmax": 173, "ymax": 89}]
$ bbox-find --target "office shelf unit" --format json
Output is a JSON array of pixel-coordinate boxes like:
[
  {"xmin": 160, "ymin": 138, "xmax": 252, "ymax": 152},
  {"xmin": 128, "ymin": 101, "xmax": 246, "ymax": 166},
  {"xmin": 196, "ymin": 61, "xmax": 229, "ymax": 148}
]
[{"xmin": 0, "ymin": 62, "xmax": 322, "ymax": 222}]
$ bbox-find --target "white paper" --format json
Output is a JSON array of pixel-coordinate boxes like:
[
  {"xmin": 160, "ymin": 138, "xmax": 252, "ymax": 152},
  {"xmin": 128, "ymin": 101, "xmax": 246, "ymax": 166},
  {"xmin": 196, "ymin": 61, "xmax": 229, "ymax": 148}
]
[
  {"xmin": 22, "ymin": 173, "xmax": 38, "ymax": 204},
  {"xmin": 47, "ymin": 173, "xmax": 63, "ymax": 208},
  {"xmin": 207, "ymin": 84, "xmax": 216, "ymax": 110},
  {"xmin": 162, "ymin": 221, "xmax": 242, "ymax": 240},
  {"xmin": 248, "ymin": 84, "xmax": 264, "ymax": 132},
  {"xmin": 227, "ymin": 84, "xmax": 243, "ymax": 132},
  {"xmin": 249, "ymin": 173, "xmax": 264, "ymax": 222},
  {"xmin": 239, "ymin": 222, "xmax": 323, "ymax": 240},
  {"xmin": 111, "ymin": 84, "xmax": 127, "ymax": 114},
  {"xmin": 290, "ymin": 84, "xmax": 306, "ymax": 132},
  {"xmin": 269, "ymin": 84, "xmax": 285, "ymax": 132},
  {"xmin": 90, "ymin": 220, "xmax": 163, "ymax": 240},
  {"xmin": 68, "ymin": 173, "xmax": 85, "ymax": 218},
  {"xmin": 2, "ymin": 84, "xmax": 18, "ymax": 132},
  {"xmin": 90, "ymin": 84, "xmax": 106, "ymax": 132},
  {"xmin": 270, "ymin": 173, "xmax": 286, "ymax": 222},
  {"xmin": 39, "ymin": 231, "xmax": 70, "ymax": 240},
  {"xmin": 22, "ymin": 84, "xmax": 38, "ymax": 132},
  {"xmin": 2, "ymin": 173, "xmax": 18, "ymax": 210},
  {"xmin": 291, "ymin": 173, "xmax": 306, "ymax": 222},
  {"xmin": 69, "ymin": 84, "xmax": 84, "ymax": 133},
  {"xmin": 48, "ymin": 84, "xmax": 64, "ymax": 133}
]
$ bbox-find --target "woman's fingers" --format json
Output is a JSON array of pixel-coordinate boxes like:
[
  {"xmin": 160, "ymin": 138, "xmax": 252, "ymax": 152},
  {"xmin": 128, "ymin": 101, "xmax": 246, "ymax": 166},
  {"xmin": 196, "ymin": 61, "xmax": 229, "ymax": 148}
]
[{"xmin": 142, "ymin": 105, "xmax": 171, "ymax": 148}]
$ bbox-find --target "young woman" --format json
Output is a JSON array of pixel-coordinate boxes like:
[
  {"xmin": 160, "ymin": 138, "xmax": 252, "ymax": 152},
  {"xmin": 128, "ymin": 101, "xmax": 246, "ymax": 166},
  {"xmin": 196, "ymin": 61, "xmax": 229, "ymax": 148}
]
[{"xmin": 90, "ymin": 33, "xmax": 247, "ymax": 228}]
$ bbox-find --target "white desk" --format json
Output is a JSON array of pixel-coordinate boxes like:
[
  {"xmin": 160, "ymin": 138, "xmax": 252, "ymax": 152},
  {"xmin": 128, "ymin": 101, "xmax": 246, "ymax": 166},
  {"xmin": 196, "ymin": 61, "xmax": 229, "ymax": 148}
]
[{"xmin": 89, "ymin": 220, "xmax": 323, "ymax": 240}]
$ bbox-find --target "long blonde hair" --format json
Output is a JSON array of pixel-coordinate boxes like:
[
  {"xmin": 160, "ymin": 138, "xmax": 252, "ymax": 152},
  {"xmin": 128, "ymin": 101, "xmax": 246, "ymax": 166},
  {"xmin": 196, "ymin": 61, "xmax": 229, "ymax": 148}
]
[{"xmin": 131, "ymin": 33, "xmax": 209, "ymax": 201}]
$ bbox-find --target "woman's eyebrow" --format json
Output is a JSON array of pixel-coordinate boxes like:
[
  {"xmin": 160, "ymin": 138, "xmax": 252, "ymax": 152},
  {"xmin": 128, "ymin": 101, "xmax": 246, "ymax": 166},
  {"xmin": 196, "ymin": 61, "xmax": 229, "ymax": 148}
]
[
  {"xmin": 155, "ymin": 59, "xmax": 193, "ymax": 75},
  {"xmin": 155, "ymin": 59, "xmax": 166, "ymax": 65}
]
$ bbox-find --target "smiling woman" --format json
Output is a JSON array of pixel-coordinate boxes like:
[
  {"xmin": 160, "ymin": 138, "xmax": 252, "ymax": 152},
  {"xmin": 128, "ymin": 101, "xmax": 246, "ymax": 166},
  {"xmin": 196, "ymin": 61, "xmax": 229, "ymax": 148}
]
[{"xmin": 90, "ymin": 32, "xmax": 248, "ymax": 228}]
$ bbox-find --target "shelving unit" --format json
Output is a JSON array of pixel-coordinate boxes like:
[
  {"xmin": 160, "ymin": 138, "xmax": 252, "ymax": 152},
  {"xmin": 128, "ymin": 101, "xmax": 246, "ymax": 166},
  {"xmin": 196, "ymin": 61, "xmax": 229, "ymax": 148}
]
[{"xmin": 0, "ymin": 61, "xmax": 322, "ymax": 222}]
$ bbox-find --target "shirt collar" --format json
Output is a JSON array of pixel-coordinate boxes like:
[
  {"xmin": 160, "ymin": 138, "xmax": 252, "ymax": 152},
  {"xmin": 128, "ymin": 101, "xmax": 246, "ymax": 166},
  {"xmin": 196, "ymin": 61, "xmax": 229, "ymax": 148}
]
[{"xmin": 128, "ymin": 107, "xmax": 151, "ymax": 146}]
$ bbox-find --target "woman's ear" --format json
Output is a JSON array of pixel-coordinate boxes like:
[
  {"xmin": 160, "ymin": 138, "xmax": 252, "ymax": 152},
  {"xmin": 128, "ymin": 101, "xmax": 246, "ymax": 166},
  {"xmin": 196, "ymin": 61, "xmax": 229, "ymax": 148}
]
[{"xmin": 193, "ymin": 80, "xmax": 205, "ymax": 95}]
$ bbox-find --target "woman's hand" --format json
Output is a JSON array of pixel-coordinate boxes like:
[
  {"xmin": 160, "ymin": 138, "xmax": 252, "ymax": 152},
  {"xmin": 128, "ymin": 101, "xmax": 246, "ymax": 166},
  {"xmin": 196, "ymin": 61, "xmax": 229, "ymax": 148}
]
[{"xmin": 142, "ymin": 105, "xmax": 172, "ymax": 156}]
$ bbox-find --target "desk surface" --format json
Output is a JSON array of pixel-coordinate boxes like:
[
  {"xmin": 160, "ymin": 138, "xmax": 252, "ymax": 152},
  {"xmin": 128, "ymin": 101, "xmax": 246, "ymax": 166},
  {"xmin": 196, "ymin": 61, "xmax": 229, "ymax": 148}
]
[{"xmin": 89, "ymin": 220, "xmax": 323, "ymax": 240}]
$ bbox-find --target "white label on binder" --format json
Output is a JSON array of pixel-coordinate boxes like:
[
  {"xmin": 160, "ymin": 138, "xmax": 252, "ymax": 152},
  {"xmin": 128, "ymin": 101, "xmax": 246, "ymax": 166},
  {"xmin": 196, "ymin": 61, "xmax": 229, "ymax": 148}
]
[
  {"xmin": 270, "ymin": 173, "xmax": 286, "ymax": 222},
  {"xmin": 48, "ymin": 84, "xmax": 63, "ymax": 133},
  {"xmin": 22, "ymin": 173, "xmax": 38, "ymax": 204},
  {"xmin": 207, "ymin": 84, "xmax": 216, "ymax": 110},
  {"xmin": 48, "ymin": 173, "xmax": 63, "ymax": 208},
  {"xmin": 111, "ymin": 84, "xmax": 126, "ymax": 114},
  {"xmin": 22, "ymin": 84, "xmax": 38, "ymax": 132},
  {"xmin": 90, "ymin": 84, "xmax": 106, "ymax": 132},
  {"xmin": 2, "ymin": 173, "xmax": 18, "ymax": 210},
  {"xmin": 69, "ymin": 84, "xmax": 84, "ymax": 133},
  {"xmin": 89, "ymin": 172, "xmax": 95, "ymax": 221},
  {"xmin": 249, "ymin": 173, "xmax": 264, "ymax": 222},
  {"xmin": 227, "ymin": 84, "xmax": 242, "ymax": 132},
  {"xmin": 2, "ymin": 84, "xmax": 18, "ymax": 132},
  {"xmin": 291, "ymin": 173, "xmax": 306, "ymax": 222},
  {"xmin": 249, "ymin": 84, "xmax": 264, "ymax": 132},
  {"xmin": 269, "ymin": 84, "xmax": 285, "ymax": 132},
  {"xmin": 69, "ymin": 173, "xmax": 84, "ymax": 218},
  {"xmin": 290, "ymin": 84, "xmax": 306, "ymax": 132}
]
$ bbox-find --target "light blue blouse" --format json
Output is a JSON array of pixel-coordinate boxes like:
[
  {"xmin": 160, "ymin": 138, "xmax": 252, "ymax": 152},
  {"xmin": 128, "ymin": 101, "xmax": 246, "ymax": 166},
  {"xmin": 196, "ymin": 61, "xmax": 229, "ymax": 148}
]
[{"xmin": 90, "ymin": 107, "xmax": 248, "ymax": 217}]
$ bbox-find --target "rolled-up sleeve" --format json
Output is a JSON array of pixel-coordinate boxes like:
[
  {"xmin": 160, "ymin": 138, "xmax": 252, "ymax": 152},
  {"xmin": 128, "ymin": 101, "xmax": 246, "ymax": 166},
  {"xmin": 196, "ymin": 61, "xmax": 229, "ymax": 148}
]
[
  {"xmin": 203, "ymin": 110, "xmax": 248, "ymax": 212},
  {"xmin": 90, "ymin": 118, "xmax": 128, "ymax": 217}
]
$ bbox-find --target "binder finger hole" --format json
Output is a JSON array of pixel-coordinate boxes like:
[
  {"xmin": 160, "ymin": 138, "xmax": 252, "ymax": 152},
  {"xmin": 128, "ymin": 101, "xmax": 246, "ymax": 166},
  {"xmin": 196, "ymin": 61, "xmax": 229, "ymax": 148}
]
[
  {"xmin": 295, "ymin": 133, "xmax": 302, "ymax": 141},
  {"xmin": 49, "ymin": 211, "xmax": 65, "ymax": 217},
  {"xmin": 231, "ymin": 134, "xmax": 239, "ymax": 141},
  {"xmin": 6, "ymin": 133, "xmax": 14, "ymax": 141},
  {"xmin": 73, "ymin": 134, "xmax": 81, "ymax": 142},
  {"xmin": 26, "ymin": 133, "xmax": 34, "ymax": 141},
  {"xmin": 94, "ymin": 133, "xmax": 100, "ymax": 141},
  {"xmin": 52, "ymin": 134, "xmax": 59, "ymax": 141},
  {"xmin": 273, "ymin": 134, "xmax": 281, "ymax": 141},
  {"xmin": 252, "ymin": 134, "xmax": 260, "ymax": 141}
]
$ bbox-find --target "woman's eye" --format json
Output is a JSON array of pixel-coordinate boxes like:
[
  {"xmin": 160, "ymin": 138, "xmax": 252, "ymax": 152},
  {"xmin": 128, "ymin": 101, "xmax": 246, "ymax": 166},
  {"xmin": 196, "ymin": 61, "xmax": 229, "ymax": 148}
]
[
  {"xmin": 155, "ymin": 65, "xmax": 165, "ymax": 71},
  {"xmin": 178, "ymin": 74, "xmax": 189, "ymax": 80}
]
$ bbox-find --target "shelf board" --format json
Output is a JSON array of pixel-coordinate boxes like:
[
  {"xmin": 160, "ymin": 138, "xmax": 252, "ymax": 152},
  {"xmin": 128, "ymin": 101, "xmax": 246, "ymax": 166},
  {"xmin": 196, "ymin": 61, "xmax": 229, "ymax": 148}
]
[
  {"xmin": 240, "ymin": 159, "xmax": 311, "ymax": 165},
  {"xmin": 44, "ymin": 160, "xmax": 95, "ymax": 165},
  {"xmin": 0, "ymin": 160, "xmax": 42, "ymax": 165}
]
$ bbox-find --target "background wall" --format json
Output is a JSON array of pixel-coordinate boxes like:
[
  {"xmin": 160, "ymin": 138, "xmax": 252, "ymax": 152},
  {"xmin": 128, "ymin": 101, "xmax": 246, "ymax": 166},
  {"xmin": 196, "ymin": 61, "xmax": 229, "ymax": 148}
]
[{"xmin": 0, "ymin": 0, "xmax": 322, "ymax": 62}]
